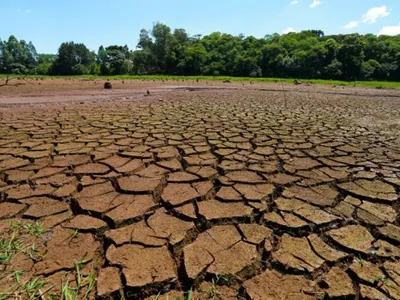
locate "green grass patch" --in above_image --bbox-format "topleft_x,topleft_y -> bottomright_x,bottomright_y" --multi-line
0,74 -> 398,89
0,222 -> 94,300
0,229 -> 20,264
60,253 -> 95,300
0,221 -> 51,299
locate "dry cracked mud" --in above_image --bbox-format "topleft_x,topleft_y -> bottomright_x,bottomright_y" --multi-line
0,81 -> 399,299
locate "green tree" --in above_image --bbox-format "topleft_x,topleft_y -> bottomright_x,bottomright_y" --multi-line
3,24 -> 400,81
337,34 -> 364,80
51,42 -> 94,75
325,59 -> 343,79
179,43 -> 207,75
34,62 -> 52,75
72,64 -> 90,75
151,23 -> 172,73
260,43 -> 287,77
131,49 -> 154,74
234,51 -> 259,76
37,53 -> 57,64
0,35 -> 38,74
361,59 -> 380,80
101,45 -> 132,75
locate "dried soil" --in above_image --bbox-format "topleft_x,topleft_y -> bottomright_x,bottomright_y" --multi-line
0,79 -> 399,298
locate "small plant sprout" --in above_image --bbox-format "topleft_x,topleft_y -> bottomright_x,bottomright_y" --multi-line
84,265 -> 95,299
13,270 -> 24,285
356,254 -> 364,266
0,229 -> 21,264
0,221 -> 51,298
186,289 -> 193,300
374,276 -> 394,288
72,229 -> 79,239
10,272 -> 53,300
61,253 -> 95,299
21,243 -> 45,262
198,275 -> 228,300
23,276 -> 52,299
23,221 -> 48,237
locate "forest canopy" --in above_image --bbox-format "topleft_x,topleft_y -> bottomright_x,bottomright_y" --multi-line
1,23 -> 400,81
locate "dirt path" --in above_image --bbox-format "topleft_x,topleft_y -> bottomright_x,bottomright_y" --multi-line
0,81 -> 399,299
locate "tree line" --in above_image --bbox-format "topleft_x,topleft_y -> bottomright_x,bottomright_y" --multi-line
1,23 -> 400,81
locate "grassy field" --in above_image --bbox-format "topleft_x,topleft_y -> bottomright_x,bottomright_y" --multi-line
0,74 -> 398,89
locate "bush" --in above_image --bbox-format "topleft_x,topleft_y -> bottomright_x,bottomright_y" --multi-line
9,63 -> 28,74
35,62 -> 52,75
72,64 -> 90,75
89,62 -> 100,75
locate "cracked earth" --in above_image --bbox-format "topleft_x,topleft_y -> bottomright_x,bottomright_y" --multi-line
0,80 -> 399,299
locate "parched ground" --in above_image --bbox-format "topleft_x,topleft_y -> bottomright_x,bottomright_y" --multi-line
0,79 -> 399,299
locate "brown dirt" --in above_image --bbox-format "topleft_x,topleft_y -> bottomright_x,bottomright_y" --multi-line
0,78 -> 399,299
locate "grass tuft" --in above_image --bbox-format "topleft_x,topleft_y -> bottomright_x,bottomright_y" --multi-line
22,221 -> 49,237
61,253 -> 95,300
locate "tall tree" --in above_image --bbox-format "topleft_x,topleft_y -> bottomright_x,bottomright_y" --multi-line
151,23 -> 172,73
51,42 -> 94,75
337,34 -> 364,80
2,26 -> 400,80
101,45 -> 132,75
0,35 -> 38,74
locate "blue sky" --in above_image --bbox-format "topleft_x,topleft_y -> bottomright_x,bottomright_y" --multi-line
1,0 -> 400,53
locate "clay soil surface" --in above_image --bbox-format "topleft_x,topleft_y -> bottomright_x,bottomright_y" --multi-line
0,78 -> 399,299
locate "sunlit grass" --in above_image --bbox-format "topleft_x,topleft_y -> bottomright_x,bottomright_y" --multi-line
0,74 -> 398,89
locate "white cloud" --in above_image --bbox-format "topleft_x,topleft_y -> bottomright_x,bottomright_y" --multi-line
379,24 -> 400,36
25,9 -> 31,14
343,6 -> 390,30
362,6 -> 390,24
310,0 -> 321,8
282,27 -> 297,34
290,0 -> 299,5
344,21 -> 359,29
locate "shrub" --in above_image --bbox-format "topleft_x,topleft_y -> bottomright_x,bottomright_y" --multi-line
72,64 -> 90,75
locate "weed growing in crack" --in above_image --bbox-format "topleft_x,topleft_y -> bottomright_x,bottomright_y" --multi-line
61,253 -> 95,299
186,289 -> 193,300
72,229 -> 79,239
198,275 -> 229,300
0,271 -> 53,300
374,276 -> 394,289
15,275 -> 52,300
0,221 -> 47,265
0,220 -> 95,300
0,221 -> 50,299
0,229 -> 20,264
21,243 -> 45,262
356,254 -> 364,266
200,284 -> 222,299
22,221 -> 49,237
2,255 -> 96,300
